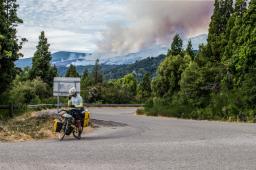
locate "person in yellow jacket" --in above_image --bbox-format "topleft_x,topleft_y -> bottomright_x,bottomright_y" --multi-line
68,87 -> 84,133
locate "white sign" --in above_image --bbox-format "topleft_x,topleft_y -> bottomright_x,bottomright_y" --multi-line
53,77 -> 81,97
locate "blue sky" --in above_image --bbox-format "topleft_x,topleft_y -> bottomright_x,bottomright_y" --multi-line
17,0 -> 214,57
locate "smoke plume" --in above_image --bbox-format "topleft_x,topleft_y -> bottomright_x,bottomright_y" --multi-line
97,0 -> 214,55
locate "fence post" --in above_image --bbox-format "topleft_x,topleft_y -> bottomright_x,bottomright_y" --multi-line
9,103 -> 13,118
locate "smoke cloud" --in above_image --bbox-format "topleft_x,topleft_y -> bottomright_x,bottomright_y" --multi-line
97,0 -> 214,55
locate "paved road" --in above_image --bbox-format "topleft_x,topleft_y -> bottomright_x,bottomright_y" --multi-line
1,107 -> 256,170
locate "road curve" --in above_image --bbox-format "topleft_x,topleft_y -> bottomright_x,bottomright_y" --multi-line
1,107 -> 256,170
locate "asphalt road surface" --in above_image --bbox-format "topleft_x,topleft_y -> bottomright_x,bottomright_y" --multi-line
1,107 -> 256,170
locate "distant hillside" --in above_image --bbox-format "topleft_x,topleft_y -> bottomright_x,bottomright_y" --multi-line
51,51 -> 92,67
102,54 -> 166,80
15,57 -> 32,68
15,47 -> 166,68
57,65 -> 117,77
15,51 -> 92,68
57,54 -> 166,80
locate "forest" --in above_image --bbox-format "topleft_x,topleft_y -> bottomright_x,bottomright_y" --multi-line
0,0 -> 255,121
144,0 -> 256,121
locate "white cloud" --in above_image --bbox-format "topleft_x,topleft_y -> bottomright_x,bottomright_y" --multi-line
17,25 -> 100,57
17,0 -> 126,57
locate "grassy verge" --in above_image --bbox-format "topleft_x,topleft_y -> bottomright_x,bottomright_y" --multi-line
137,105 -> 256,123
0,112 -> 54,142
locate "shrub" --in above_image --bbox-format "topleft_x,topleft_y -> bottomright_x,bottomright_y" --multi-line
144,97 -> 194,118
9,77 -> 50,105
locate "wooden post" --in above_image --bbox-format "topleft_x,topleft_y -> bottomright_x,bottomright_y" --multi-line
57,95 -> 60,113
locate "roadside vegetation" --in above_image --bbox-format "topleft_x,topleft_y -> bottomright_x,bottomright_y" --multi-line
142,0 -> 256,122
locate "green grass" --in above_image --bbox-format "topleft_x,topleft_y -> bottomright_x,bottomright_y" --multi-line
141,103 -> 256,123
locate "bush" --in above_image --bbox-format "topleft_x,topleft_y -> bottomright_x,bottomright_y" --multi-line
100,84 -> 130,104
87,85 -> 102,103
9,77 -> 50,105
144,97 -> 194,118
136,108 -> 145,115
0,104 -> 27,120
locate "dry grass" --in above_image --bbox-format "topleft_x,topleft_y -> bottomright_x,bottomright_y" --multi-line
0,113 -> 55,142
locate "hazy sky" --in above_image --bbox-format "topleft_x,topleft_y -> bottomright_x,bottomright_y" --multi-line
17,0 -> 214,57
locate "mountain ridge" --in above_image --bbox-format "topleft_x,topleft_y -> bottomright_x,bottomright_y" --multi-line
15,34 -> 207,68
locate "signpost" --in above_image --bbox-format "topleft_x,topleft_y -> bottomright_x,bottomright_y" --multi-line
53,77 -> 81,112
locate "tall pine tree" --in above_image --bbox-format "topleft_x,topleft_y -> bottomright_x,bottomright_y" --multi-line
232,0 -> 256,76
30,31 -> 57,86
65,64 -> 79,77
81,68 -> 91,88
0,0 -> 23,95
207,0 -> 233,61
222,0 -> 246,67
93,59 -> 103,84
186,39 -> 194,59
168,34 -> 183,56
82,69 -> 89,80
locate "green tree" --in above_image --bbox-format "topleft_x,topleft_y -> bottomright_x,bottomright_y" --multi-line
137,73 -> 152,100
235,0 -> 247,14
92,59 -> 103,84
30,31 -> 57,86
152,54 -> 189,98
51,65 -> 58,77
65,64 -> 79,77
168,34 -> 183,56
207,0 -> 233,61
226,0 -> 255,81
240,70 -> 256,108
0,0 -> 24,95
114,73 -> 137,97
179,62 -> 224,107
186,39 -> 194,60
81,68 -> 91,86
179,62 -> 202,105
82,68 -> 89,80
18,67 -> 30,81
222,0 -> 248,65
222,14 -> 239,64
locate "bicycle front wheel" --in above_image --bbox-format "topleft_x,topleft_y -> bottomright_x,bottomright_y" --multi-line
58,121 -> 67,141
